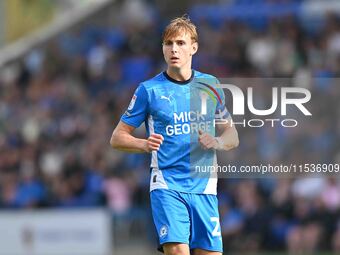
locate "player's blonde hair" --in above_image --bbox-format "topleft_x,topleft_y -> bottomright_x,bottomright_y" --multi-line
162,15 -> 198,43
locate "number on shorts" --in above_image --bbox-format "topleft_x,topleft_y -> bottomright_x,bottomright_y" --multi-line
210,217 -> 221,237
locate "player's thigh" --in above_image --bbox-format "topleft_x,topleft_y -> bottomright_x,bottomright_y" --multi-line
189,194 -> 223,253
163,243 -> 190,255
193,248 -> 222,255
150,189 -> 190,245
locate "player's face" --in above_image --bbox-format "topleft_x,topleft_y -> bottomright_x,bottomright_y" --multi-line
162,32 -> 198,70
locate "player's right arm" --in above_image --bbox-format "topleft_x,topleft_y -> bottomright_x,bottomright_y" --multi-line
110,83 -> 163,153
110,121 -> 163,153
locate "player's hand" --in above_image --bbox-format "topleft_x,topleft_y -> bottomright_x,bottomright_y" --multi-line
145,133 -> 164,152
198,130 -> 219,150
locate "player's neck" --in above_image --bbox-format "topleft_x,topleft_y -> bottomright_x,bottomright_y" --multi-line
166,67 -> 192,82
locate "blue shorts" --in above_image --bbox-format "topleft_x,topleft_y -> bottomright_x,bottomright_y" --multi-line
150,189 -> 223,253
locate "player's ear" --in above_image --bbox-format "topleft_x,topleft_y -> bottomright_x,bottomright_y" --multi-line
191,42 -> 198,56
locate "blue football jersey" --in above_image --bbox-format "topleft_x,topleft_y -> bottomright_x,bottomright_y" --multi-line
121,70 -> 230,194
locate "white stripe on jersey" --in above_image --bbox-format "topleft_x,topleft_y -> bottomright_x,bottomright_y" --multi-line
148,114 -> 169,191
203,154 -> 218,194
148,115 -> 159,169
150,168 -> 169,191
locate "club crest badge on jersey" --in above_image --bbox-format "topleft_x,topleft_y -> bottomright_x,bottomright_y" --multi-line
128,95 -> 137,110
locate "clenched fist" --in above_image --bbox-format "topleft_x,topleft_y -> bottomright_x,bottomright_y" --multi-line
198,130 -> 221,150
146,133 -> 164,152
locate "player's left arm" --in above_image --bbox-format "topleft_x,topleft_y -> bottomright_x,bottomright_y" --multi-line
198,117 -> 239,151
198,78 -> 239,151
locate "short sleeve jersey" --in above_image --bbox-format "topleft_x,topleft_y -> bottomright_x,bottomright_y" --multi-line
121,70 -> 229,194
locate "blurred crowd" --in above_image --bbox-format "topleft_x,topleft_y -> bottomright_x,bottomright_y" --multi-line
0,0 -> 339,253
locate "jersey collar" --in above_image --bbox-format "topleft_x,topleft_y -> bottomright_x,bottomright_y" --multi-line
163,70 -> 194,85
